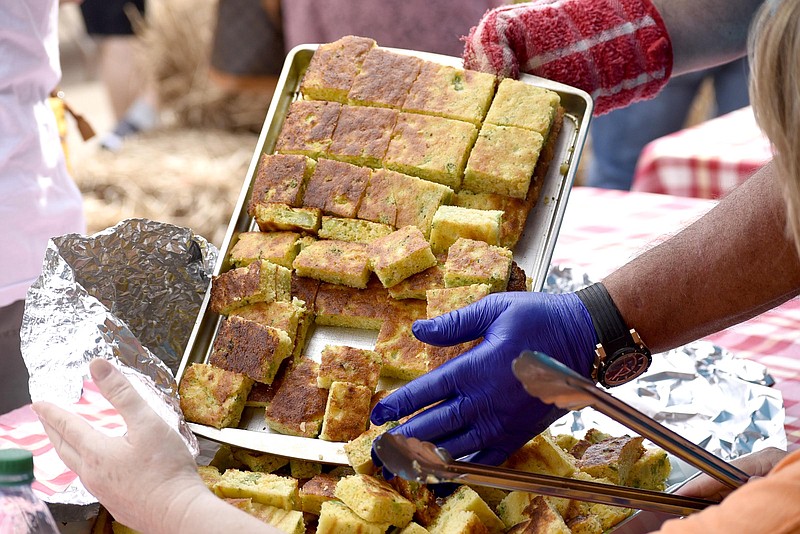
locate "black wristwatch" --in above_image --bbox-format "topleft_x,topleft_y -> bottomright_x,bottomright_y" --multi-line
576,283 -> 652,388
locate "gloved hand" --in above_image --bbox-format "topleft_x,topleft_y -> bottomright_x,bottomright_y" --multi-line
462,0 -> 673,115
371,291 -> 597,467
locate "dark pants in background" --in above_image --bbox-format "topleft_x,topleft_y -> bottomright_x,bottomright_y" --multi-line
0,300 -> 30,415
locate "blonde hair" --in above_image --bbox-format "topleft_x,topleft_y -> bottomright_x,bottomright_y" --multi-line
749,0 -> 800,254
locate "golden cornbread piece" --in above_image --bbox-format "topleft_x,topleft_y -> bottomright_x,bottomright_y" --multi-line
253,203 -> 321,234
317,500 -> 390,534
505,496 -> 570,534
275,100 -> 341,159
302,158 -> 370,218
578,436 -> 645,485
502,430 -> 578,478
375,300 -> 430,380
215,469 -> 298,510
463,123 -> 544,199
369,226 -> 437,288
335,474 -> 415,527
197,465 -> 222,493
319,381 -> 373,442
300,472 -> 340,515
426,284 -> 490,318
327,105 -> 398,167
584,428 -> 613,444
434,485 -> 505,534
468,485 -> 509,512
453,190 -> 531,249
565,514 -> 604,534
390,477 -> 440,528
179,363 -> 253,429
496,492 -> 570,529
209,444 -> 244,471
388,262 -> 445,300
300,35 -> 376,102
208,315 -> 293,384
384,112 -> 479,190
229,298 -> 308,348
318,345 -> 381,390
404,62 -> 496,125
428,510 -> 487,534
393,174 -> 454,238
319,216 -> 394,243
626,447 -> 671,491
264,359 -> 329,438
429,206 -> 503,254
444,238 -> 512,293
343,421 -> 399,475
246,502 -> 305,534
554,433 -> 580,453
314,279 -> 390,330
292,239 -> 371,289
209,260 -> 291,315
400,522 -> 430,534
248,154 -> 315,213
289,459 -> 322,480
232,449 -> 289,474
348,47 -> 423,109
356,167 -> 399,226
563,475 -> 633,531
485,79 -> 561,136
291,272 -> 320,311
229,231 -> 300,269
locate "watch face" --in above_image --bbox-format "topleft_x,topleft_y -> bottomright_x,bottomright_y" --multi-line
602,351 -> 651,386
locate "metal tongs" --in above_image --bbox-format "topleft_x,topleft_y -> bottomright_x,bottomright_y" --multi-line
374,351 -> 750,517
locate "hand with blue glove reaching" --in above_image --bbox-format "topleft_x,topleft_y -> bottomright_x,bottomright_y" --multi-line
370,291 -> 598,467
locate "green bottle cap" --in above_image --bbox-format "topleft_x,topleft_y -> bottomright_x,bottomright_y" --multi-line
0,448 -> 35,486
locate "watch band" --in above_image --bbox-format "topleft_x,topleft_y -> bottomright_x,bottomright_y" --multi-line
575,282 -> 631,348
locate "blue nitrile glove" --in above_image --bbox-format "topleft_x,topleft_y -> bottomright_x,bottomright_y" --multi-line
371,291 -> 597,467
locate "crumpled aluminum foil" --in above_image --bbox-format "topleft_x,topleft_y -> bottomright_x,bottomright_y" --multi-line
20,219 -> 218,506
545,265 -> 787,470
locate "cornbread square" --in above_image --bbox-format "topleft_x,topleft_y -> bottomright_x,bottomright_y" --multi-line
244,378 -> 279,408
435,486 -> 505,534
210,444 -> 244,471
300,35 -> 376,102
336,474 -> 415,527
275,100 -> 341,159
554,433 -> 580,453
428,510 -> 487,534
209,260 -> 290,315
247,502 -> 305,534
216,469 -> 299,510
389,477 -> 440,528
444,238 -> 513,293
502,430 -> 577,478
393,174 -> 453,238
264,359 -> 328,438
565,473 -> 634,529
369,226 -> 437,288
229,299 -> 307,346
313,280 -> 389,330
197,465 -> 222,492
463,123 -> 544,199
348,48 -> 423,109
453,190 -> 531,249
400,522 -> 430,534
327,105 -> 398,167
388,262 -> 445,300
429,206 -> 503,254
375,300 -> 430,380
179,363 -> 253,429
356,168 -> 399,226
302,158 -> 370,218
229,231 -> 300,269
384,112 -> 479,189
578,436 -> 645,485
484,78 -> 561,136
300,473 -> 340,514
232,449 -> 289,473
468,485 -> 509,512
290,459 -> 323,480
319,216 -> 394,243
317,500 -> 390,534
626,448 -> 671,491
293,239 -> 371,288
248,154 -> 316,213
291,272 -> 320,310
426,284 -> 490,318
496,492 -> 570,529
504,496 -> 570,534
254,203 -> 321,234
209,316 -> 293,384
404,62 -> 496,125
565,514 -> 604,534
319,381 -> 373,442
318,345 -> 381,390
343,421 -> 399,475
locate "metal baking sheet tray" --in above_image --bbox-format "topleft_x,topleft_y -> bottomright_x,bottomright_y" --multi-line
176,43 -> 594,464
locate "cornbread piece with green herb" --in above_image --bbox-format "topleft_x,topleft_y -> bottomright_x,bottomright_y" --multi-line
426,284 -> 490,319
554,433 -> 580,453
216,469 -> 298,510
248,154 -> 315,213
230,298 -> 308,348
578,436 -> 645,485
348,48 -> 423,109
496,492 -> 570,529
300,35 -> 376,102
336,474 -> 415,527
390,477 -> 440,527
343,421 -> 399,475
444,238 -> 512,293
393,174 -> 453,238
302,158 -> 370,218
319,216 -> 394,243
384,112 -> 478,189
468,486 -> 509,512
317,500 -> 390,534
197,465 -> 222,493
209,260 -> 291,315
209,316 -> 293,384
290,459 -> 323,480
434,485 -> 505,534
246,502 -> 305,534
275,100 -> 341,159
356,168 -> 399,226
504,496 -> 570,534
319,381 -> 373,442
369,226 -> 437,288
626,448 -> 671,491
388,261 -> 445,300
502,430 -> 577,478
209,444 -> 244,471
313,279 -> 389,330
300,473 -> 340,514
179,363 -> 253,429
485,78 -> 560,136
291,272 -> 320,310
254,203 -> 321,234
293,239 -> 371,289
453,190 -> 532,249
429,206 -> 503,254
229,231 -> 300,269
400,522 -> 430,534
327,105 -> 398,167
245,381 -> 278,408
564,474 -> 634,531
565,514 -> 604,534
375,300 -> 430,380
404,62 -> 496,125
232,449 -> 289,473
264,359 -> 328,438
318,345 -> 381,390
428,510 -> 487,534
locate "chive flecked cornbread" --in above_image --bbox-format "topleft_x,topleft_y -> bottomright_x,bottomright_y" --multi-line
318,216 -> 394,243
209,260 -> 291,315
433,485 -> 505,534
428,510 -> 487,534
292,239 -> 371,289
246,501 -> 305,534
274,100 -> 342,159
389,477 -> 440,528
453,190 -> 531,249
264,359 -> 328,438
178,363 -> 253,429
502,430 -> 577,478
444,238 -> 512,293
299,35 -> 376,102
229,298 -> 308,348
577,435 -> 645,485
302,158 -> 370,218
317,345 -> 381,390
289,459 -> 322,480
426,283 -> 490,318
625,447 -> 671,491
248,154 -> 315,213
232,449 -> 289,474
317,500 -> 390,534
369,225 -> 437,288
319,381 -> 373,442
313,279 -> 390,330
208,315 -> 293,384
215,469 -> 299,510
299,473 -> 340,514
429,205 -> 503,254
335,474 -> 415,527
327,105 -> 398,167
403,62 -> 496,125
229,231 -> 300,269
348,47 -> 423,109
504,496 -> 571,534
484,78 -> 561,137
253,203 -> 321,234
388,260 -> 445,300
343,421 -> 399,475
375,300 -> 431,380
356,167 -> 399,226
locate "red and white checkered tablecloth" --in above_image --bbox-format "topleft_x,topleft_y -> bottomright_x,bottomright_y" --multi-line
631,106 -> 774,199
553,186 -> 800,450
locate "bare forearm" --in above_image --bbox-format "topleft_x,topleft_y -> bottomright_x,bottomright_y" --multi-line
604,162 -> 800,352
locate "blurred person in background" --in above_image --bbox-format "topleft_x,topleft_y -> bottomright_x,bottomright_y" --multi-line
1,1 -> 86,414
